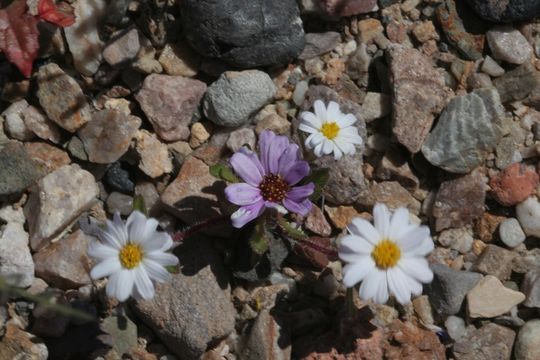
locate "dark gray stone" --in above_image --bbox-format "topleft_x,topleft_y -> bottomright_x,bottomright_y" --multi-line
104,162 -> 134,194
299,32 -> 340,60
427,264 -> 483,317
521,268 -> 540,308
242,309 -> 291,360
181,0 -> 305,68
493,63 -> 540,104
422,88 -> 505,173
0,142 -> 43,196
466,0 -> 540,23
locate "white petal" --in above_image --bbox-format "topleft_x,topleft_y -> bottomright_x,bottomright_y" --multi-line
388,208 -> 410,240
134,267 -> 155,300
90,258 -> 121,279
314,100 -> 327,119
142,259 -> 171,283
398,258 -> 433,284
333,143 -> 343,160
322,138 -> 334,154
387,267 -> 412,305
336,114 -> 357,127
127,211 -> 149,243
373,203 -> 391,239
299,122 -> 319,134
88,240 -> 118,261
342,258 -> 375,287
145,251 -> 179,266
113,270 -> 136,302
359,268 -> 388,304
141,232 -> 173,253
313,142 -> 324,157
339,235 -> 374,255
397,226 -> 431,253
347,217 -> 381,245
326,101 -> 341,120
406,238 -> 435,257
302,111 -> 323,127
406,275 -> 423,296
104,212 -> 128,246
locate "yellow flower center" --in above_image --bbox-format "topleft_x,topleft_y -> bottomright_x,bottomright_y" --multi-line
321,122 -> 340,140
371,239 -> 401,269
119,243 -> 143,269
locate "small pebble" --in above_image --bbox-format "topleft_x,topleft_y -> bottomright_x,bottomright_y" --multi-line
499,218 -> 526,248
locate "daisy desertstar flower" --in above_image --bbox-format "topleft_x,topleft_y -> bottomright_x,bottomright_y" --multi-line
338,203 -> 434,305
299,100 -> 363,160
86,211 -> 179,302
225,130 -> 315,228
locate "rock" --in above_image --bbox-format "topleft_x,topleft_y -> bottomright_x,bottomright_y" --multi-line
66,136 -> 87,161
64,0 -> 106,75
514,320 -> 540,360
422,89 -> 504,173
516,197 -> 540,238
453,323 -> 515,360
31,290 -> 70,338
493,63 -> 540,103
189,122 -> 211,148
24,142 -> 71,174
304,205 -> 332,236
203,70 -> 277,127
104,162 -> 134,194
472,244 -> 516,280
33,230 -> 92,290
135,74 -> 207,141
135,130 -> 172,178
25,164 -> 99,251
100,314 -> 138,356
324,205 -> 361,230
0,207 -> 34,288
386,45 -> 450,153
161,157 -> 225,226
226,128 -> 256,153
2,100 -> 34,141
481,56 -> 505,77
466,0 -> 540,23
0,324 -> 48,360
427,264 -> 482,316
486,26 -> 532,65
513,248 -> 540,274
490,163 -> 539,206
438,227 -> 473,254
320,0 -> 378,16
412,20 -> 439,43
106,192 -> 133,216
103,28 -> 140,67
133,237 -> 235,360
22,105 -> 61,144
522,268 -> 540,308
499,218 -> 526,248
78,110 -> 141,164
357,18 -> 384,43
436,0 -> 486,60
467,275 -> 525,318
299,32 -> 340,60
181,0 -> 305,68
255,114 -> 290,135
432,170 -> 486,231
374,147 -> 419,190
295,85 -> 367,204
445,316 -> 467,340
158,42 -> 200,77
358,181 -> 421,215
0,142 -> 43,196
36,63 -> 92,132
242,309 -> 291,360
361,92 -> 391,122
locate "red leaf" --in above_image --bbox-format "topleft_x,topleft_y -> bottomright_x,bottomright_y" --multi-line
38,0 -> 75,27
0,0 -> 39,77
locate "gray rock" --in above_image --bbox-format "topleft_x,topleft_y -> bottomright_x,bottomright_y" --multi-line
36,63 -> 92,132
31,290 -> 70,338
181,0 -> 305,68
33,230 -> 93,290
106,192 -> 133,216
466,0 -> 540,23
135,74 -> 207,141
493,63 -> 540,103
2,100 -> 34,141
242,309 -> 291,360
133,237 -> 235,360
427,264 -> 483,317
514,320 -> 540,360
22,105 -> 61,144
203,70 -> 277,127
467,275 -> 525,318
499,218 -> 526,248
422,89 -> 505,173
361,92 -> 391,122
226,128 -> 256,153
100,314 -> 138,356
25,164 -> 99,251
481,56 -> 505,77
521,268 -> 540,308
103,28 -> 140,67
63,0 -> 106,75
387,44 -> 451,153
513,248 -> 540,274
472,244 -> 516,280
299,32 -> 340,60
487,26 -> 532,65
516,197 -> 540,238
0,207 -> 34,288
453,323 -> 515,360
445,316 -> 467,340
0,142 -> 43,196
78,110 -> 141,164
294,85 -> 367,205
438,227 -> 473,254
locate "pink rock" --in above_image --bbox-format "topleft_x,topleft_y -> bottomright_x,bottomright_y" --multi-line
490,163 -> 539,206
320,0 -> 378,17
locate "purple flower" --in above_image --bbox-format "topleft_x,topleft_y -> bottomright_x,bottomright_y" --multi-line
225,130 -> 315,228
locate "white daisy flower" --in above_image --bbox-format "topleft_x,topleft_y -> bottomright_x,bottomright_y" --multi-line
338,203 -> 434,305
86,211 -> 179,302
299,100 -> 363,160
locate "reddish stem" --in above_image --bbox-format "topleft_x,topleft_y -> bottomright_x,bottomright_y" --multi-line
171,215 -> 230,245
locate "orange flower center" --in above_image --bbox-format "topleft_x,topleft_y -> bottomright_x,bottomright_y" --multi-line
321,122 -> 340,140
371,240 -> 401,269
259,174 -> 289,202
119,243 -> 143,269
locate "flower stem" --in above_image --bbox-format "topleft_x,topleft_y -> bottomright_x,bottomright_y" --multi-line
171,215 -> 229,246
346,287 -> 355,318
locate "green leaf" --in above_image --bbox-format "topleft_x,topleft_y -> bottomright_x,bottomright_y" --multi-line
209,163 -> 240,183
166,264 -> 180,274
277,216 -> 308,240
249,220 -> 269,255
303,168 -> 329,202
132,195 -> 147,215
